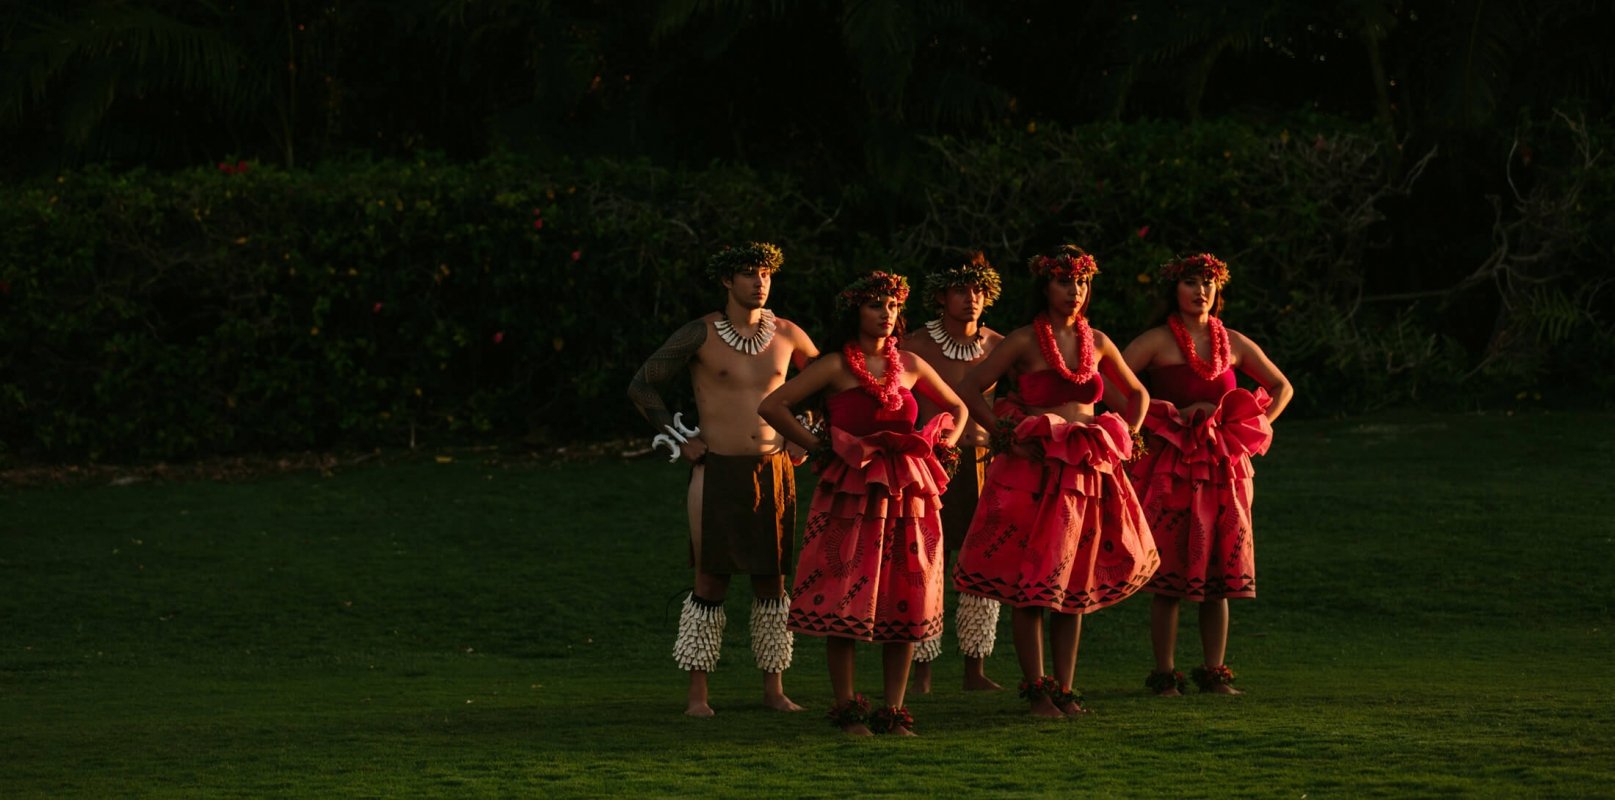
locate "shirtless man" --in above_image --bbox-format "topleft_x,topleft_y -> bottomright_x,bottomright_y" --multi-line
901,252 -> 1006,693
627,242 -> 819,717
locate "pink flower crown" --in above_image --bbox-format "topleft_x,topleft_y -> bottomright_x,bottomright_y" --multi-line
1158,253 -> 1230,286
1028,252 -> 1100,281
837,271 -> 911,310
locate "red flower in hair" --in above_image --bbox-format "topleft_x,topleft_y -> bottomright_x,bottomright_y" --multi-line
1028,252 -> 1099,281
1157,253 -> 1230,286
836,271 -> 911,309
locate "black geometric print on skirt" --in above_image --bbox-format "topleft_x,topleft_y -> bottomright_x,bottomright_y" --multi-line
1149,570 -> 1256,598
788,607 -> 943,642
955,570 -> 1155,613
792,567 -> 824,597
802,512 -> 831,549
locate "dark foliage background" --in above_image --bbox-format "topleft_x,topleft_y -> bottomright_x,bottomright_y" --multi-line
2,1 -> 1612,460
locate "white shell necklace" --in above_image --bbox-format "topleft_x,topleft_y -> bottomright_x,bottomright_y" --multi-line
925,318 -> 985,362
714,309 -> 776,355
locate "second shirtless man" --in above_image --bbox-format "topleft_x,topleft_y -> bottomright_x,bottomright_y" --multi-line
903,251 -> 1006,692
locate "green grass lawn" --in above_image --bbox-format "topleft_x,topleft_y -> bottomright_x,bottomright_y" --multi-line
3,411 -> 1613,798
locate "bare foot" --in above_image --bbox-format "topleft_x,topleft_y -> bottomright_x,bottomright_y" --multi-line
963,673 -> 1003,691
686,672 -> 713,718
839,723 -> 874,737
963,657 -> 1001,691
1205,683 -> 1244,696
1028,696 -> 1064,718
889,725 -> 918,737
764,693 -> 805,712
912,662 -> 933,694
1058,700 -> 1090,716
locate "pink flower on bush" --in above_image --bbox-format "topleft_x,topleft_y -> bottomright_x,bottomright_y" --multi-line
216,160 -> 250,175
532,208 -> 544,229
492,331 -> 505,344
372,302 -> 383,314
1137,225 -> 1150,239
571,249 -> 582,262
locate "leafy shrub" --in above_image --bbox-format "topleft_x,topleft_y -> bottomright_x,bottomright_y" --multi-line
0,156 -> 838,459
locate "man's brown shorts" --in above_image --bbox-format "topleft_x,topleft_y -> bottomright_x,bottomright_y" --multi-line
694,451 -> 796,575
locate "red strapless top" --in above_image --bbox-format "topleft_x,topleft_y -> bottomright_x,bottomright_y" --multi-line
1148,363 -> 1236,407
826,386 -> 919,436
1015,369 -> 1103,407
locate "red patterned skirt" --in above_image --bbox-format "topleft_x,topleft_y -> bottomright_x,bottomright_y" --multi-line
1128,388 -> 1272,601
788,416 -> 952,643
953,409 -> 1159,614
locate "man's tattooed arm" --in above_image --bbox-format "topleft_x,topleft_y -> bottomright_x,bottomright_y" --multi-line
626,319 -> 707,433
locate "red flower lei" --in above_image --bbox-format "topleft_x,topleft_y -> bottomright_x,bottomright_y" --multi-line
1168,314 -> 1231,380
844,338 -> 906,412
1033,313 -> 1096,384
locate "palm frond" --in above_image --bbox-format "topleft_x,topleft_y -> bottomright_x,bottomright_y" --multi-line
909,65 -> 1005,128
1445,1 -> 1527,125
2,3 -> 268,140
841,0 -> 918,109
651,0 -> 788,42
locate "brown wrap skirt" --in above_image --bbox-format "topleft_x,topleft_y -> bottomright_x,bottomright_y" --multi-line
695,451 -> 797,576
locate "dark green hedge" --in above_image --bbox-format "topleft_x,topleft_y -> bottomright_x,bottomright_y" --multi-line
3,115 -> 1609,461
0,156 -> 846,459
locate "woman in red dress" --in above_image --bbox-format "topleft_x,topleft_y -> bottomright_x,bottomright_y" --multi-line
1121,253 -> 1293,696
951,245 -> 1157,718
759,271 -> 967,736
